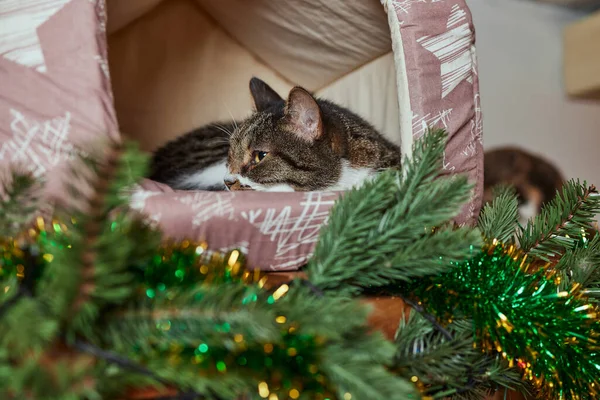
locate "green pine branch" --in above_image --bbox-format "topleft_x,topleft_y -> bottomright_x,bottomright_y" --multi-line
518,180 -> 600,261
38,141 -> 160,338
98,282 -> 417,400
307,129 -> 481,295
0,171 -> 41,237
478,185 -> 519,243
0,347 -> 99,400
393,311 -> 527,400
321,335 -> 418,400
554,233 -> 600,297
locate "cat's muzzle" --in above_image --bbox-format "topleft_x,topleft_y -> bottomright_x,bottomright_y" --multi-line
224,178 -> 252,191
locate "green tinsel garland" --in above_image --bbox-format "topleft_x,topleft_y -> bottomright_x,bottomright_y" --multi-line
412,240 -> 600,399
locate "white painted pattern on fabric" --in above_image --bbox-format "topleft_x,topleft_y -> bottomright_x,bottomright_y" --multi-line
94,54 -> 110,80
174,191 -> 236,226
129,187 -> 160,211
0,0 -> 72,72
0,109 -> 76,177
463,93 -> 483,157
88,0 -> 106,33
218,241 -> 250,255
412,108 -> 453,139
418,4 -> 474,98
248,192 -> 337,270
393,0 -> 427,16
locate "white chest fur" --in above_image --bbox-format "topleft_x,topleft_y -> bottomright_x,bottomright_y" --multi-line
327,161 -> 376,191
177,161 -> 228,189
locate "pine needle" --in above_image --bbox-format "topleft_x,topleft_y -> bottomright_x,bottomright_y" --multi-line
518,180 -> 600,261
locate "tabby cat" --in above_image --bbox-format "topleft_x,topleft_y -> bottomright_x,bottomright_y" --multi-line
149,78 -> 401,191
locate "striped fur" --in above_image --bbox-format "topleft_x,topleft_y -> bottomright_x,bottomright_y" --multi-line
149,124 -> 232,190
150,78 -> 402,192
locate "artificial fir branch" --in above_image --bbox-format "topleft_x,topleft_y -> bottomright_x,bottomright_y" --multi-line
554,233 -> 600,296
0,171 -> 41,237
307,129 -> 480,295
518,181 -> 600,261
393,311 -> 527,400
40,141 -> 160,338
99,282 -> 417,400
477,185 -> 519,244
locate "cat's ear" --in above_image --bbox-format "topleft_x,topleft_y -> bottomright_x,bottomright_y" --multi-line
284,87 -> 323,142
249,77 -> 284,112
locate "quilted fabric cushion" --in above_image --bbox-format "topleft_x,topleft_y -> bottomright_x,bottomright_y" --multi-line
0,0 -> 483,271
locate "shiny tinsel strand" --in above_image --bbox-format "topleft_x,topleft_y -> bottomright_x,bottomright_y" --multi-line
413,241 -> 600,399
127,240 -> 337,399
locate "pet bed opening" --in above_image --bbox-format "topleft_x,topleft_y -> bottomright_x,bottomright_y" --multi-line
106,0 -> 402,154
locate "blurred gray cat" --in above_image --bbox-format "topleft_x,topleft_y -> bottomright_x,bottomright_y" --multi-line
149,78 -> 401,191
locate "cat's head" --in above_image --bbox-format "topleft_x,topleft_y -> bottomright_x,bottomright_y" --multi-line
224,78 -> 342,191
483,147 -> 564,225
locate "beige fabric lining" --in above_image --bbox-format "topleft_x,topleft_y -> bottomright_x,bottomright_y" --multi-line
106,0 -> 163,34
106,0 -> 401,152
381,0 -> 413,161
316,52 -> 401,144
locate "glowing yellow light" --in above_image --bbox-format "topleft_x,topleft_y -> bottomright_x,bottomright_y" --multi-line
258,276 -> 268,288
264,343 -> 274,354
43,254 -> 54,263
228,250 -> 240,266
200,265 -> 208,274
410,376 -> 419,382
272,284 -> 289,300
268,394 -> 278,400
557,291 -> 569,297
275,316 -> 287,324
234,334 -> 244,343
343,393 -> 352,400
289,389 -> 300,399
258,382 -> 269,398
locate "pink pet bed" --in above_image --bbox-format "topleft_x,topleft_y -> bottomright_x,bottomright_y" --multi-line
0,0 -> 483,271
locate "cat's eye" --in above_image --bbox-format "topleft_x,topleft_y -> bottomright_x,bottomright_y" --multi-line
253,151 -> 268,164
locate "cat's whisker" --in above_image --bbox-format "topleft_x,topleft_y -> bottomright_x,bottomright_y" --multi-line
222,102 -> 239,132
211,124 -> 233,138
